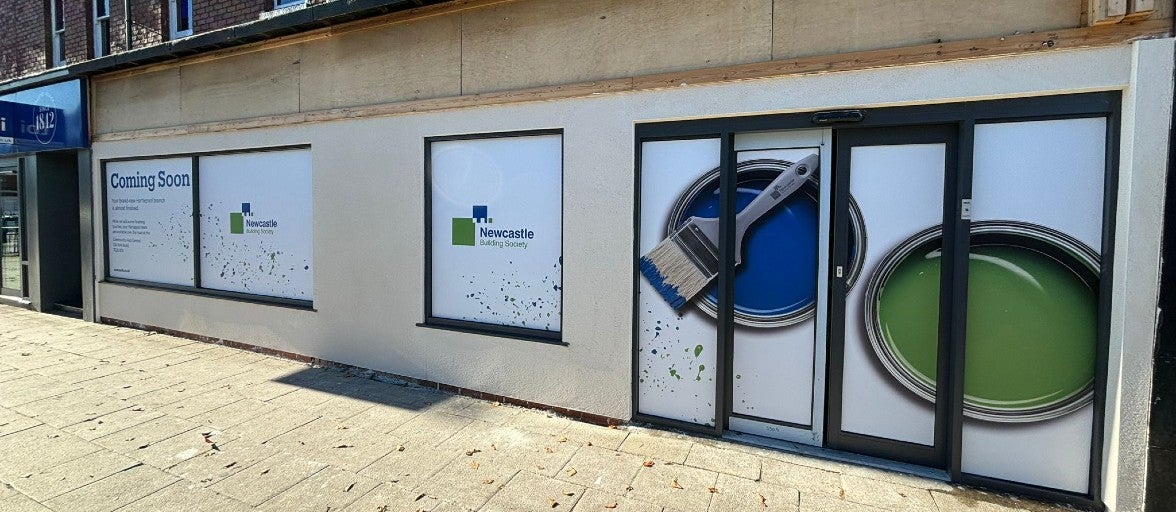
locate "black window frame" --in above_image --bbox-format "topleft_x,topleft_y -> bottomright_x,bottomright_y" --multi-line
420,129 -> 566,345
100,144 -> 314,310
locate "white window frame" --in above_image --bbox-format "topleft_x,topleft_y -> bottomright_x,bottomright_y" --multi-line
50,0 -> 66,67
92,0 -> 110,57
275,0 -> 306,8
168,0 -> 192,39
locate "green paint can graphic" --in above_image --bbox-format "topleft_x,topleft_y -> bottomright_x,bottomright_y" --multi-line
864,221 -> 1098,423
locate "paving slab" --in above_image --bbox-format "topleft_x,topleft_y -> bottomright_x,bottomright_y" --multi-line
121,382 -> 203,408
389,411 -> 475,447
263,418 -> 400,472
130,427 -> 233,469
931,488 -> 1064,512
225,406 -> 321,444
340,482 -> 455,512
0,425 -> 103,478
265,387 -> 338,408
188,398 -> 276,430
0,491 -> 55,511
686,441 -> 762,481
56,362 -> 134,385
560,421 -> 629,450
31,357 -> 119,378
839,472 -> 939,512
306,395 -> 379,424
626,461 -> 719,512
0,374 -> 80,407
112,480 -> 253,512
709,473 -> 799,512
341,399 -> 424,432
165,438 -> 280,486
0,366 -> 28,383
43,463 -> 180,512
481,470 -> 586,512
125,351 -> 201,372
798,493 -> 889,512
618,430 -> 694,463
356,439 -> 458,488
452,398 -> 524,425
208,452 -> 329,506
157,389 -> 245,420
4,449 -> 139,501
89,372 -> 184,400
93,414 -> 200,454
12,389 -> 131,428
414,451 -> 521,511
438,421 -> 578,478
511,408 -> 575,437
557,444 -> 646,494
62,405 -> 165,441
255,465 -> 381,511
760,457 -> 844,499
570,488 -> 663,512
0,406 -> 43,437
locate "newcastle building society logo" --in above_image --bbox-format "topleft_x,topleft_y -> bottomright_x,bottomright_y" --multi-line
230,203 -> 278,235
451,205 -> 534,248
451,205 -> 490,246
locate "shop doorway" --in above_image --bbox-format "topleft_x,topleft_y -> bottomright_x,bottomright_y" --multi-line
0,161 -> 24,298
634,94 -> 1114,506
825,125 -> 960,468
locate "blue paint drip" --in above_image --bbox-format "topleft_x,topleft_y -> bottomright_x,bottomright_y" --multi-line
640,255 -> 687,310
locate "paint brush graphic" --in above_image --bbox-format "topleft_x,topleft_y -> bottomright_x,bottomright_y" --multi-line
639,153 -> 818,310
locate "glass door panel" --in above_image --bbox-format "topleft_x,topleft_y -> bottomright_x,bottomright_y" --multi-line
961,118 -> 1106,494
828,126 -> 957,468
636,138 -> 722,427
727,129 -> 830,445
0,166 -> 22,296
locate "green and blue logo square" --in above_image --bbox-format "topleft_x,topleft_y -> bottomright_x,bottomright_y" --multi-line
452,205 -> 491,246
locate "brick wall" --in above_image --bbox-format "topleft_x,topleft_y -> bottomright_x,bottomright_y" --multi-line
129,0 -> 165,48
62,0 -> 91,63
0,0 -> 345,81
0,0 -> 48,80
193,0 -> 266,35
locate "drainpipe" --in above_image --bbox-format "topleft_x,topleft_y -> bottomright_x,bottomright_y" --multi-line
124,0 -> 132,51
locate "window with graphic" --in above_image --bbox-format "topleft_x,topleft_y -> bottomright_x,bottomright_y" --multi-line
104,157 -> 195,286
103,147 -> 313,305
427,131 -> 563,336
199,149 -> 313,301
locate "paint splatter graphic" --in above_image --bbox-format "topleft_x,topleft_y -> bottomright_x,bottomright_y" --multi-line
200,205 -> 311,300
636,288 -> 715,426
450,257 -> 562,331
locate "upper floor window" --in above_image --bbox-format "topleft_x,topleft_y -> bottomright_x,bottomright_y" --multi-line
50,0 -> 66,66
93,0 -> 111,57
275,0 -> 305,9
169,0 -> 192,39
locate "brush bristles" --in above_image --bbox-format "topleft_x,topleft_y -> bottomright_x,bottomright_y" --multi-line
640,239 -> 713,310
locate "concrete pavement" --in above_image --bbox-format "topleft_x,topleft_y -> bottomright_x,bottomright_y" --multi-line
0,305 -> 1074,511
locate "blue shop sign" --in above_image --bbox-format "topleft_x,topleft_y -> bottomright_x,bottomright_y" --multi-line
0,79 -> 87,155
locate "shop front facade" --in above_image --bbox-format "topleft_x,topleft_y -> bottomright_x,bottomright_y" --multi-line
73,2 -> 1173,510
0,79 -> 90,317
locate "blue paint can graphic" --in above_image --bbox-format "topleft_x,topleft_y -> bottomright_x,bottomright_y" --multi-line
665,159 -> 865,328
